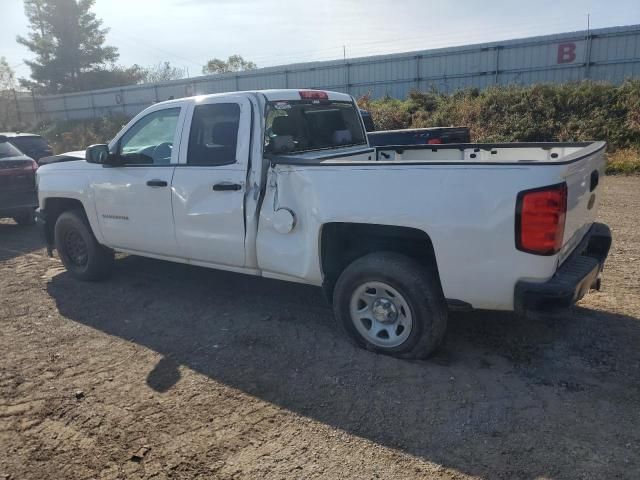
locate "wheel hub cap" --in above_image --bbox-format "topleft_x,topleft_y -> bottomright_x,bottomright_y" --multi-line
372,298 -> 398,324
349,281 -> 414,348
64,230 -> 88,266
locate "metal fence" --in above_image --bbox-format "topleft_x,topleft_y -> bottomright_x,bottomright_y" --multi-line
5,23 -> 640,125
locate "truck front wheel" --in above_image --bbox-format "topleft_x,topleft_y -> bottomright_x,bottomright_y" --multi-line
54,209 -> 114,281
333,252 -> 447,359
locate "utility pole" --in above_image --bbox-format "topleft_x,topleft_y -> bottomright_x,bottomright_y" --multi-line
12,88 -> 22,125
584,13 -> 592,79
343,45 -> 349,95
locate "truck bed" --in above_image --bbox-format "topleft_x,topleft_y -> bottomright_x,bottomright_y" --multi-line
269,141 -> 605,166
263,140 -> 607,309
367,126 -> 471,147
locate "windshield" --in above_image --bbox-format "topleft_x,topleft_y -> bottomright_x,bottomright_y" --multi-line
264,100 -> 366,154
0,141 -> 23,159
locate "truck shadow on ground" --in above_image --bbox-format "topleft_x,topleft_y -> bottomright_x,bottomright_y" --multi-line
0,221 -> 45,261
47,255 -> 640,479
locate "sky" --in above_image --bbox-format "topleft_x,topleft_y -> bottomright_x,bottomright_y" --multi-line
1,0 -> 640,82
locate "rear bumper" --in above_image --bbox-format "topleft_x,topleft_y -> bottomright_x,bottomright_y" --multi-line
514,222 -> 611,314
0,190 -> 38,218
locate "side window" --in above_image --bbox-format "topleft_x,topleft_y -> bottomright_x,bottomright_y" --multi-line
187,103 -> 240,166
119,108 -> 181,165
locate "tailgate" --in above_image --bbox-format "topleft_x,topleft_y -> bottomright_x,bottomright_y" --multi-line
0,159 -> 37,209
558,142 -> 607,265
0,159 -> 37,191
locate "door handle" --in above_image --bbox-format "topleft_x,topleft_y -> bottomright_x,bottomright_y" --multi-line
590,170 -> 599,192
213,182 -> 242,191
146,179 -> 168,187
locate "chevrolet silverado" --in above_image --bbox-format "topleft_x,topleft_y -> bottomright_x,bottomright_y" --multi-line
36,89 -> 611,359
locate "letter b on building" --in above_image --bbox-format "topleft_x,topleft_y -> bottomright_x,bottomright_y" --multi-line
557,43 -> 577,64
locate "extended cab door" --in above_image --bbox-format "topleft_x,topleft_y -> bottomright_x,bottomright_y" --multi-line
92,104 -> 186,256
170,96 -> 251,267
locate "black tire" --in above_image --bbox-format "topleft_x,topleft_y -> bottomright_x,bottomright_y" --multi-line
54,209 -> 114,281
333,252 -> 447,359
13,209 -> 36,226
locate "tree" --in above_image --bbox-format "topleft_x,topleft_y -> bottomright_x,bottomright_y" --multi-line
0,57 -> 16,91
17,0 -> 119,94
140,62 -> 186,84
202,55 -> 256,75
76,65 -> 148,90
77,62 -> 186,90
0,58 -> 19,129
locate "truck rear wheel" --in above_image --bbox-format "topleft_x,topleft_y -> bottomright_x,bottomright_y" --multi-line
54,209 -> 114,281
333,252 -> 447,359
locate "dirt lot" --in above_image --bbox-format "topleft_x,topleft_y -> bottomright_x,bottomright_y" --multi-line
1,176 -> 639,480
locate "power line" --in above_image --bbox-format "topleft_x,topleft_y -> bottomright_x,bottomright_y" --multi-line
252,16 -> 587,67
107,27 -> 204,69
7,16 -> 594,80
114,15 -> 577,70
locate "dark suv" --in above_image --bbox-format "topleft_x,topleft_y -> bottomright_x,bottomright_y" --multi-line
0,135 -> 39,225
1,132 -> 53,162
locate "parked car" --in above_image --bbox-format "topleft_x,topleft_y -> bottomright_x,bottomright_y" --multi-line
38,151 -> 85,166
0,135 -> 39,225
1,132 -> 53,162
36,89 -> 611,359
359,109 -> 470,146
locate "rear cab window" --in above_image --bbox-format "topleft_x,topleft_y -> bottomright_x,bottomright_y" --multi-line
264,100 -> 366,154
187,103 -> 240,166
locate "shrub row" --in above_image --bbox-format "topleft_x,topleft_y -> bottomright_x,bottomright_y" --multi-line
33,81 -> 640,174
358,80 -> 640,151
35,115 -> 130,154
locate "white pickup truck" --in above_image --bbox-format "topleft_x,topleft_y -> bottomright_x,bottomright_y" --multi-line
36,89 -> 611,359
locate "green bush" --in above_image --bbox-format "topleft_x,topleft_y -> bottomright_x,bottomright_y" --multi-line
358,80 -> 640,152
358,94 -> 410,131
606,149 -> 640,175
27,81 -> 640,175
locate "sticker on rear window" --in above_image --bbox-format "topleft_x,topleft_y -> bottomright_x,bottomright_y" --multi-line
274,102 -> 291,110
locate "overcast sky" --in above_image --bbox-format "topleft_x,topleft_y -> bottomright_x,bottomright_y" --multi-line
2,0 -> 640,81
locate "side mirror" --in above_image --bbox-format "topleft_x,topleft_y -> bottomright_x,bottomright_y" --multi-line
85,144 -> 112,164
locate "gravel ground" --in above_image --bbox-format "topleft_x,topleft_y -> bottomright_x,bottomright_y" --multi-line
1,176 -> 639,480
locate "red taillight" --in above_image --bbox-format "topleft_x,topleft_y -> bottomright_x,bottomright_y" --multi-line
299,90 -> 328,100
427,138 -> 443,144
19,160 -> 38,172
516,183 -> 567,255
